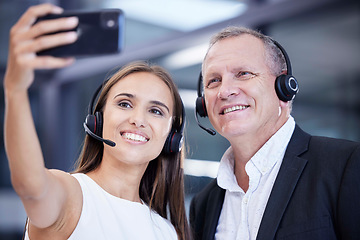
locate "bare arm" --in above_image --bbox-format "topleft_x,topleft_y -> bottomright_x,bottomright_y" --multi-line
4,3 -> 79,229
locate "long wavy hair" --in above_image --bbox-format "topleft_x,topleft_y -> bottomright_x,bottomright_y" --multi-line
73,61 -> 191,240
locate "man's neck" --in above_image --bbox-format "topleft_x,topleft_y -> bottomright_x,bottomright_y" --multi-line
230,115 -> 291,192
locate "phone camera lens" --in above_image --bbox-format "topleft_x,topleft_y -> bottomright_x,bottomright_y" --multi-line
107,19 -> 115,28
100,12 -> 119,29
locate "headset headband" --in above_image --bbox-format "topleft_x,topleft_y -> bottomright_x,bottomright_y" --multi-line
272,40 -> 292,75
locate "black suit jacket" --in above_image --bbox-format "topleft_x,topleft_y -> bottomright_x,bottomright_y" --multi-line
189,125 -> 360,240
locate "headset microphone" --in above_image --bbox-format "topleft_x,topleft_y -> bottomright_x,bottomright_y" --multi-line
195,73 -> 216,136
83,81 -> 117,147
83,122 -> 116,147
194,108 -> 216,135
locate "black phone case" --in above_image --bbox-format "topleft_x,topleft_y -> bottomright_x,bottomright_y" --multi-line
36,9 -> 124,57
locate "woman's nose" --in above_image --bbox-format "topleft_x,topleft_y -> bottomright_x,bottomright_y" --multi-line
129,109 -> 147,128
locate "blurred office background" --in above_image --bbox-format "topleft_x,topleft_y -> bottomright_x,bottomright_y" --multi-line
0,0 -> 359,238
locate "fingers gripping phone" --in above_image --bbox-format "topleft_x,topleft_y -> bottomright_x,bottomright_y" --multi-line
36,9 -> 124,57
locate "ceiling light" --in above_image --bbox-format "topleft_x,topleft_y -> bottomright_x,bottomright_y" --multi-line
163,43 -> 209,69
103,0 -> 247,32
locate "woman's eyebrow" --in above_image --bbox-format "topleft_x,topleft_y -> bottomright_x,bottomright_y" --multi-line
150,100 -> 170,114
113,93 -> 134,99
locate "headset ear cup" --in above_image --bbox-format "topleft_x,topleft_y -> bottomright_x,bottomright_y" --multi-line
94,112 -> 103,137
171,132 -> 183,153
85,115 -> 96,133
164,100 -> 185,154
196,96 -> 208,117
164,129 -> 174,154
164,130 -> 183,154
275,75 -> 299,102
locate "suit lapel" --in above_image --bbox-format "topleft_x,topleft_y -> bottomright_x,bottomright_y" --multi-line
257,125 -> 310,240
203,185 -> 225,240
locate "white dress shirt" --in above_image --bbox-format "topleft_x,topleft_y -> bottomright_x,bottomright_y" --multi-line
215,116 -> 295,240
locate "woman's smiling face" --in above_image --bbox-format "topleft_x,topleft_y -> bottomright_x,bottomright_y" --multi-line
102,71 -> 174,165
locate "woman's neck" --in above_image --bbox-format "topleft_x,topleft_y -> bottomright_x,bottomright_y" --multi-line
87,159 -> 148,203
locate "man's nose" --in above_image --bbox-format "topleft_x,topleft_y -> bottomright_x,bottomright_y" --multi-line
217,76 -> 240,99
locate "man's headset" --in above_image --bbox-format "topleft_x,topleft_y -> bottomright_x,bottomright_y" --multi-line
195,39 -> 299,135
83,80 -> 186,154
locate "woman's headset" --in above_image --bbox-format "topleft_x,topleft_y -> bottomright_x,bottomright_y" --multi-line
195,39 -> 299,135
84,80 -> 185,154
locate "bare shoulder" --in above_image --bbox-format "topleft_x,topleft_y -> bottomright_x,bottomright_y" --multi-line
28,170 -> 83,240
49,169 -> 82,192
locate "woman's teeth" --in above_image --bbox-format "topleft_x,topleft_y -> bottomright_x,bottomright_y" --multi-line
122,133 -> 148,142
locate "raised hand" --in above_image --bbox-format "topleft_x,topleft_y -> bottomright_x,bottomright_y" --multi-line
4,3 -> 78,93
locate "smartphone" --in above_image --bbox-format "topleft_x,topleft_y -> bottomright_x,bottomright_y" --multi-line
35,9 -> 124,57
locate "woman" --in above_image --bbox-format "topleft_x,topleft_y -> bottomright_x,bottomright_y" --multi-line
4,4 -> 190,240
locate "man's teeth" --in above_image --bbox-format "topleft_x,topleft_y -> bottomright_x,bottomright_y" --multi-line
122,133 -> 148,142
223,105 -> 248,114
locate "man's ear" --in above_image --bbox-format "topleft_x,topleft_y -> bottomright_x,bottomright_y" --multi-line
280,70 -> 288,75
279,99 -> 290,108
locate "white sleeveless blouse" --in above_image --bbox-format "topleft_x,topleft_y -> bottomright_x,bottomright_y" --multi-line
25,173 -> 178,240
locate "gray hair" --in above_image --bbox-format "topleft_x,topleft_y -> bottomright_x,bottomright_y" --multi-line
203,26 -> 287,77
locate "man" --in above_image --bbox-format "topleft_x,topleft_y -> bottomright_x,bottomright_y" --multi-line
189,26 -> 360,240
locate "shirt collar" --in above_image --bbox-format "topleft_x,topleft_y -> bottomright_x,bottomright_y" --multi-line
217,116 -> 295,192
217,146 -> 240,192
251,116 -> 295,175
